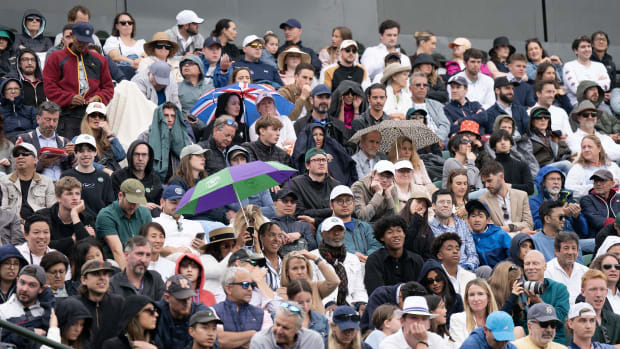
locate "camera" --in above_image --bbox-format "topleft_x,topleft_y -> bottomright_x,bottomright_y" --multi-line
523,280 -> 545,294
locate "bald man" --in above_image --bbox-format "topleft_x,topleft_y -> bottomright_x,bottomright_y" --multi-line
521,250 -> 569,344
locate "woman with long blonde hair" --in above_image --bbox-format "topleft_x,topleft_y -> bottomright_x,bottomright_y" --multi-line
327,305 -> 364,349
280,250 -> 340,314
387,136 -> 436,194
231,204 -> 266,250
449,279 -> 498,347
487,261 -> 527,334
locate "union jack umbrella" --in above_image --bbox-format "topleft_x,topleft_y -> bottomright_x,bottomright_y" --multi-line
189,82 -> 295,126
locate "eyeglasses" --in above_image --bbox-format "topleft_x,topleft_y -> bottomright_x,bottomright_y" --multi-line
414,83 -> 429,88
142,306 -> 158,316
580,112 -> 598,118
26,16 -> 41,22
536,321 -> 557,329
594,37 -> 608,42
133,152 -> 149,158
248,42 -> 263,49
5,87 -> 20,92
334,197 -> 353,205
180,60 -> 198,68
154,43 -> 173,50
118,21 -> 134,26
13,152 -> 33,158
602,264 -> 620,271
88,113 -> 106,120
310,157 -> 327,163
280,302 -> 302,314
21,57 -> 36,63
426,277 -> 442,284
459,139 -> 472,145
501,203 -> 509,221
334,313 -> 361,322
229,281 -> 257,289
509,264 -> 519,272
343,47 -> 357,54
2,262 -> 20,269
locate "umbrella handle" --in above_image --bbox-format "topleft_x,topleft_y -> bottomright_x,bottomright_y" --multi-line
235,189 -> 250,228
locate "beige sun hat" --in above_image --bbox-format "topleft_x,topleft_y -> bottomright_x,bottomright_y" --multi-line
380,63 -> 411,84
143,32 -> 179,58
277,46 -> 311,71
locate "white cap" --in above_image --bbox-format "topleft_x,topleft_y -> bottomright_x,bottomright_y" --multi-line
176,10 -> 204,25
14,142 -> 38,156
74,134 -> 97,149
394,160 -> 413,171
339,40 -> 358,50
86,102 -> 107,116
402,296 -> 437,318
373,160 -> 395,176
330,185 -> 353,201
242,35 -> 265,47
568,302 -> 596,320
321,216 -> 345,233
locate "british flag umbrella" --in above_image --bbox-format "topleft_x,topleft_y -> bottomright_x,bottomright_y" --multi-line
189,82 -> 295,126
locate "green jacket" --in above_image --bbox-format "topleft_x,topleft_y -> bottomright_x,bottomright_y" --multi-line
593,309 -> 620,345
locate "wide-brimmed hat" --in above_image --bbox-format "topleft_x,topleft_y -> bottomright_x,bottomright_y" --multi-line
277,46 -> 310,72
569,100 -> 599,124
409,191 -> 431,207
201,227 -> 237,250
489,36 -> 516,58
144,32 -> 178,57
380,63 -> 411,84
413,54 -> 437,68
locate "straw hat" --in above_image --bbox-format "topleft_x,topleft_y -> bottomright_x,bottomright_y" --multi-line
380,63 -> 411,84
200,227 -> 236,252
143,32 -> 179,58
277,46 -> 311,72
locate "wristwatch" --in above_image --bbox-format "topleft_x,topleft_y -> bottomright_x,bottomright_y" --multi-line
508,224 -> 516,232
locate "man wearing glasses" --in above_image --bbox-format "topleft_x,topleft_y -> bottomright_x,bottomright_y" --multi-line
13,10 -> 52,52
409,72 -> 450,141
532,201 -> 584,263
566,100 -> 620,161
323,40 -> 370,91
233,35 -> 283,87
513,303 -> 565,349
213,267 -> 271,348
251,301 -> 323,348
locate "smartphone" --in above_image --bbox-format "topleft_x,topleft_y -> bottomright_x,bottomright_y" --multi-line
187,114 -> 197,122
195,232 -> 205,240
245,227 -> 255,247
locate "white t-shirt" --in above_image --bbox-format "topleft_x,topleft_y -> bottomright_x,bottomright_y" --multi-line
380,329 -> 448,349
563,60 -> 611,106
103,36 -> 145,58
148,256 -> 176,282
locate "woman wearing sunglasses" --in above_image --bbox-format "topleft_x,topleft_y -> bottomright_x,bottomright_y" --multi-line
529,106 -> 573,171
587,253 -> 620,313
137,32 -> 181,82
418,259 -> 463,329
14,10 -> 52,52
102,295 -> 161,349
442,132 -> 483,191
103,12 -> 145,77
327,305 -> 371,349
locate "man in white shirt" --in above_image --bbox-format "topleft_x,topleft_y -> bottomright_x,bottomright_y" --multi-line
16,214 -> 54,265
448,48 -> 495,109
566,100 -> 620,161
563,35 -> 611,106
544,232 -> 589,304
531,80 -> 572,138
361,20 -> 411,81
380,296 -> 448,349
155,185 -> 205,259
431,232 -> 475,297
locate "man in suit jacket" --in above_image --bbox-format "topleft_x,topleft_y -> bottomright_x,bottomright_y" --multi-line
17,101 -> 74,181
479,160 -> 535,235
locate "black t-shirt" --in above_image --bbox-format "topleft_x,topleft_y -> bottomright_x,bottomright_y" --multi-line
61,168 -> 114,220
19,179 -> 34,219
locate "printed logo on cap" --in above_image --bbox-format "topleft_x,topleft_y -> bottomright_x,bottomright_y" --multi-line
545,305 -> 553,314
174,188 -> 183,195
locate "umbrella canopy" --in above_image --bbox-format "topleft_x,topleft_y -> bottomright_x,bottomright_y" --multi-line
349,120 -> 441,152
175,161 -> 296,215
190,82 -> 294,126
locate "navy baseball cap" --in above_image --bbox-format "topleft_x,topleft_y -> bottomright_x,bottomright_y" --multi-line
162,185 -> 186,200
311,84 -> 332,97
203,36 -> 221,48
279,18 -> 301,29
72,22 -> 95,44
465,200 -> 491,216
332,306 -> 360,331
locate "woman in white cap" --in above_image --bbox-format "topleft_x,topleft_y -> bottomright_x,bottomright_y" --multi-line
278,46 -> 311,86
381,63 -> 412,120
387,136 -> 437,195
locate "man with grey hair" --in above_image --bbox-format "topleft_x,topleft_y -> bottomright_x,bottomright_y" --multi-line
109,235 -> 165,300
513,303 -> 564,349
409,72 -> 450,141
212,267 -> 272,348
250,300 -> 323,348
198,115 -> 238,174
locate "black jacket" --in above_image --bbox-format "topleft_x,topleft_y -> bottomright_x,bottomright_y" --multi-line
36,203 -> 94,257
13,48 -> 45,106
485,103 -> 530,136
242,139 -> 293,167
272,214 -> 317,251
508,232 -> 533,268
284,173 -> 340,226
0,25 -> 16,77
55,297 -> 92,348
102,295 -> 162,349
418,259 -> 464,328
294,113 -> 351,146
109,270 -> 165,301
364,248 -> 424,296
12,9 -> 53,53
494,152 -> 534,195
404,213 -> 434,260
595,223 -> 619,256
198,136 -> 228,175
514,80 -> 536,107
592,51 -> 617,89
111,140 -> 163,204
360,283 -> 400,332
76,292 -> 125,349
350,110 -> 391,134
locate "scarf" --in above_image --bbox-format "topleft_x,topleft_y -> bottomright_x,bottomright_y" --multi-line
318,241 -> 349,305
149,104 -> 190,181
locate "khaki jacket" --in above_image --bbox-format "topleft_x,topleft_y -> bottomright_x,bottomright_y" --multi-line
478,183 -> 534,231
0,172 -> 56,218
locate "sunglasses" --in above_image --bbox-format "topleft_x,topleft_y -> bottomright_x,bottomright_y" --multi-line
534,115 -> 551,120
459,139 -> 472,145
580,112 -> 598,118
88,113 -> 106,120
118,21 -> 134,26
280,302 -> 302,314
13,152 -> 33,158
426,277 -> 442,284
343,47 -> 357,54
26,16 -> 41,22
501,204 -> 509,221
154,43 -> 173,50
248,42 -> 263,49
602,264 -> 620,271
414,83 -> 429,88
537,321 -> 557,329
142,306 -> 158,316
334,313 -> 360,322
229,281 -> 257,289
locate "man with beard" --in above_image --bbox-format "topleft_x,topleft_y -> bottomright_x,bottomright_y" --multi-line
513,303 -> 566,349
566,101 -> 620,161
109,235 -> 164,300
351,83 -> 391,133
77,259 -> 124,349
311,216 -> 369,310
323,40 -> 370,91
429,189 -> 479,270
164,9 -> 205,56
579,270 -> 620,345
0,264 -> 53,349
250,300 -> 323,348
479,161 -> 535,235
158,274 -> 209,348
293,84 -> 350,144
485,77 -> 529,136
544,232 -> 588,304
15,48 -> 45,106
532,201 -> 584,263
364,215 -> 424,295
566,303 -> 616,349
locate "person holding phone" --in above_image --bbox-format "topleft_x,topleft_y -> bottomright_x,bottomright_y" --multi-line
351,160 -> 398,224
